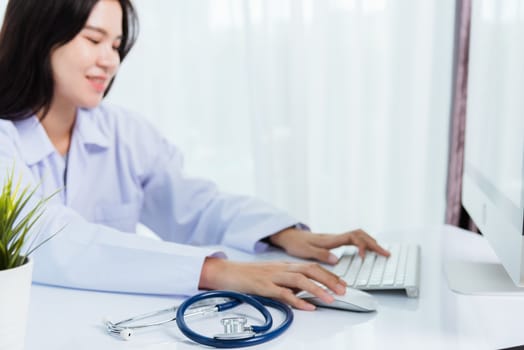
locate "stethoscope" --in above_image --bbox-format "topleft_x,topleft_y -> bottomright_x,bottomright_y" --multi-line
104,290 -> 294,348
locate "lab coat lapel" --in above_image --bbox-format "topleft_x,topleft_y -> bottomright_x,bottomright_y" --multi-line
65,108 -> 110,205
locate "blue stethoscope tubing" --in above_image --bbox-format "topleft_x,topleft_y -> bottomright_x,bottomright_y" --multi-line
176,290 -> 294,348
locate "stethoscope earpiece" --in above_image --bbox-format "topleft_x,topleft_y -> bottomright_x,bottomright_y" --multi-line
103,317 -> 132,340
119,328 -> 133,340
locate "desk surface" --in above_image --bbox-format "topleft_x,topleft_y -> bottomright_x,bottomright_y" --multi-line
26,225 -> 524,350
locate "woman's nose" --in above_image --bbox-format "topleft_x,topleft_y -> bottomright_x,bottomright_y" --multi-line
97,46 -> 120,71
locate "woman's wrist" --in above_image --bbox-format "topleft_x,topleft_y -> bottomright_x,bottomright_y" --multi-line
198,256 -> 227,290
268,227 -> 302,248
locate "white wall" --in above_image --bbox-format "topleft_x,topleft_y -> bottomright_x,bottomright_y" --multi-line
0,0 -> 456,235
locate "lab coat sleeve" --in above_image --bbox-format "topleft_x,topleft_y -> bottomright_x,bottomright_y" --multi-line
137,132 -> 302,253
31,206 -> 224,296
0,122 -> 221,296
32,206 -> 224,296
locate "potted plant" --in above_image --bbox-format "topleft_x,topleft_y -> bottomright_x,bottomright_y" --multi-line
0,169 -> 59,350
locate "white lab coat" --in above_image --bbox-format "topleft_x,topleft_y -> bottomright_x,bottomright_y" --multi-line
0,104 -> 300,296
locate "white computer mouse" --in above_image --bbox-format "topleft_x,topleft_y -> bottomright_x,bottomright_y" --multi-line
297,287 -> 377,312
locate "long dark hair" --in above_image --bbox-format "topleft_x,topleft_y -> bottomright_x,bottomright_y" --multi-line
0,0 -> 138,121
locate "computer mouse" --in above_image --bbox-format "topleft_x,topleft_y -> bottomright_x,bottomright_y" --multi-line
297,287 -> 377,312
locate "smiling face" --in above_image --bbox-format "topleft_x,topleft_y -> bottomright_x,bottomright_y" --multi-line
50,0 -> 123,110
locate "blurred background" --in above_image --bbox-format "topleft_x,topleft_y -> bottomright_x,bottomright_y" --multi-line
0,0 -> 456,234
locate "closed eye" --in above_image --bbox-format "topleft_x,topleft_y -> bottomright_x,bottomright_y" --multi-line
86,37 -> 101,45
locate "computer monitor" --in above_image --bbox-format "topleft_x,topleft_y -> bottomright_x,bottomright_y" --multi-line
446,0 -> 524,295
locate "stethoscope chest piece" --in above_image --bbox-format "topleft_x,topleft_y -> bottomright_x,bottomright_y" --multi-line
176,290 -> 293,348
214,316 -> 255,340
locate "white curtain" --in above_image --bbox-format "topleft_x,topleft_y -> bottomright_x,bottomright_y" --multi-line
0,0 -> 455,235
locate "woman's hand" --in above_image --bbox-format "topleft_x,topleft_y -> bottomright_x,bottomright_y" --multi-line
268,228 -> 390,265
198,228 -> 388,311
198,257 -> 346,311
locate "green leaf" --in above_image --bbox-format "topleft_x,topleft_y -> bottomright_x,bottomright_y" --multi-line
0,167 -> 61,271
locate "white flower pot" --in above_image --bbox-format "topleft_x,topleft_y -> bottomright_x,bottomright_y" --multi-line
0,258 -> 34,350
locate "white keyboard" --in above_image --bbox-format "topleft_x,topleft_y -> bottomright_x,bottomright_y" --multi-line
332,243 -> 421,298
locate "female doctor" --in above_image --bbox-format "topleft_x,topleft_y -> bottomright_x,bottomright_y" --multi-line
0,0 -> 389,311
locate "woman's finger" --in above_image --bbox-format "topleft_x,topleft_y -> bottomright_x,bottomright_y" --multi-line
298,245 -> 339,265
286,263 -> 346,296
272,286 -> 317,311
350,233 -> 389,258
320,229 -> 390,258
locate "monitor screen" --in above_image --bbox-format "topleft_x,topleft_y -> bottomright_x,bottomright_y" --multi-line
459,0 -> 524,292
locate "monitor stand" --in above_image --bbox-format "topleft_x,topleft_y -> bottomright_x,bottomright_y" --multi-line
445,260 -> 524,295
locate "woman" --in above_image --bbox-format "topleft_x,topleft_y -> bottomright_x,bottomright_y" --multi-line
0,0 -> 388,310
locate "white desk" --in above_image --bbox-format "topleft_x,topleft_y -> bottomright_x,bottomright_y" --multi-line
26,225 -> 524,350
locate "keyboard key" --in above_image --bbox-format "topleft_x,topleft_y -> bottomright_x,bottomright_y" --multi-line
342,254 -> 362,286
382,244 -> 400,286
332,254 -> 353,276
368,254 -> 387,286
355,252 -> 376,287
395,245 -> 409,286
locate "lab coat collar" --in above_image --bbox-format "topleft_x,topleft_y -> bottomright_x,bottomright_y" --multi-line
14,116 -> 55,166
74,108 -> 111,150
14,108 -> 110,166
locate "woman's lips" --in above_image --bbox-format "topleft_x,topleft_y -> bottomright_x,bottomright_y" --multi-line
87,76 -> 107,93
